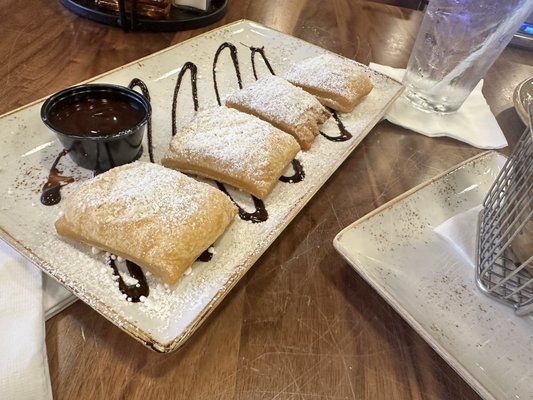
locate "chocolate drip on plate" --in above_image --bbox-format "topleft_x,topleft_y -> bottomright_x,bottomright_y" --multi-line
249,46 -> 276,80
108,247 -> 213,303
107,255 -> 149,302
320,109 -> 352,142
213,42 -> 243,106
246,46 -> 304,184
211,42 -> 269,223
40,149 -> 75,206
197,248 -> 213,262
215,181 -> 268,223
128,78 -> 154,162
172,62 -> 199,136
279,159 -> 305,183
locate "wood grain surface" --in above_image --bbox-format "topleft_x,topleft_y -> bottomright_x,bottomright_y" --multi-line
1,0 -> 532,399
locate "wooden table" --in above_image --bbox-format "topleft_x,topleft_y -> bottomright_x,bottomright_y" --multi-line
1,1 -> 531,399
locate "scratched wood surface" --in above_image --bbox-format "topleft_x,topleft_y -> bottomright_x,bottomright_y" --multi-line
1,0 -> 532,399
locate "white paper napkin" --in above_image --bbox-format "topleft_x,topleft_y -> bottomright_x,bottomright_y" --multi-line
0,240 -> 76,400
172,0 -> 210,10
434,204 -> 483,268
369,63 -> 508,149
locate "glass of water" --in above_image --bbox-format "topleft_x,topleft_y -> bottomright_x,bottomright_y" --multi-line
402,0 -> 533,113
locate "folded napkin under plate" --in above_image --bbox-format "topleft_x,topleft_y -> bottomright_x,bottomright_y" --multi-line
370,63 -> 508,150
434,204 -> 483,269
0,240 -> 75,400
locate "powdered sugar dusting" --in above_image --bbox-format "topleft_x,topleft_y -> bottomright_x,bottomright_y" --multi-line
67,162 -> 207,228
225,75 -> 326,127
282,53 -> 371,97
164,106 -> 299,194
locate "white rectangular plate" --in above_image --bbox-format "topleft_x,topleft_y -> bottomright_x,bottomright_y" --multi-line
0,20 -> 402,352
334,151 -> 533,400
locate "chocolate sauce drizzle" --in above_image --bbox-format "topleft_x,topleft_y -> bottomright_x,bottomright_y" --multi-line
172,62 -> 199,136
128,78 -> 154,162
249,46 -> 276,79
320,109 -> 352,142
197,248 -> 213,262
213,42 -> 243,106
209,42 -> 268,223
171,54 -> 268,223
216,181 -> 268,223
40,149 -> 75,206
279,159 -> 305,183
172,47 -> 269,224
245,45 -> 305,183
108,247 -> 213,301
107,255 -> 149,303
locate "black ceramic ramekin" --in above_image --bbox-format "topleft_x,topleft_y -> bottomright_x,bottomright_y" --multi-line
41,83 -> 151,172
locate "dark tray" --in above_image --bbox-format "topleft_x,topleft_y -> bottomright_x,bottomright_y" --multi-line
60,0 -> 227,31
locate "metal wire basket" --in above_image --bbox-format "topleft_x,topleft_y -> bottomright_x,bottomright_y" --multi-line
476,105 -> 533,316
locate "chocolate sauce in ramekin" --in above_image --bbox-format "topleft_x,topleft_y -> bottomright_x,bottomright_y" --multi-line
47,91 -> 145,137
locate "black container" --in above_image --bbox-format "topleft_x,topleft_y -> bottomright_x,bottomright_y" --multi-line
41,83 -> 151,172
59,0 -> 227,32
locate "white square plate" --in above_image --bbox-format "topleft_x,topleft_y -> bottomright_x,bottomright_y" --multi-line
0,20 -> 402,352
334,151 -> 533,400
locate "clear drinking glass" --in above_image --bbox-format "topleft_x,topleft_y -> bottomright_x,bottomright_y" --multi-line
402,0 -> 533,113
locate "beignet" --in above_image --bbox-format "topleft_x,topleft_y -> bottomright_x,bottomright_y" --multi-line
225,75 -> 330,150
161,106 -> 300,199
55,161 -> 237,285
282,53 -> 373,113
